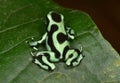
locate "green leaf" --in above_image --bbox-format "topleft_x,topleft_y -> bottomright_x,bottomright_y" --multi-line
0,0 -> 120,83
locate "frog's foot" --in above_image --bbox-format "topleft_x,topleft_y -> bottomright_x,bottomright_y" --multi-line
65,47 -> 84,66
26,37 -> 39,51
66,26 -> 75,40
29,37 -> 38,47
32,51 -> 59,71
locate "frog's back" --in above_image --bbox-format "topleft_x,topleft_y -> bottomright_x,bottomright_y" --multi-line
46,11 -> 69,59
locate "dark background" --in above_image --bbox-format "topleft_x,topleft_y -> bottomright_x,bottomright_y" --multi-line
54,0 -> 120,53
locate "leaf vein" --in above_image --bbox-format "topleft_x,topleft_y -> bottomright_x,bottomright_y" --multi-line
0,34 -> 38,55
0,18 -> 39,34
9,61 -> 31,83
3,4 -> 33,26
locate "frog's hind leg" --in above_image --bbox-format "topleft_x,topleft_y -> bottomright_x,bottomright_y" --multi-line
65,47 -> 84,66
32,51 -> 59,71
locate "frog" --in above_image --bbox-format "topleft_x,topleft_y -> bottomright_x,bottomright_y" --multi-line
29,11 -> 84,71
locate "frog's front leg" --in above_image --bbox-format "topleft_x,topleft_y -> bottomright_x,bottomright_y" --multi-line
65,47 -> 84,66
29,33 -> 47,51
32,51 -> 59,71
66,26 -> 75,40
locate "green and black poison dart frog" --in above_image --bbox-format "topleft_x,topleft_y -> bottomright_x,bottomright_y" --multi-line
29,11 -> 84,71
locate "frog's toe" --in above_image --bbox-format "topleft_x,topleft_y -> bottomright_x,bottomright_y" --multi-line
31,37 -> 34,41
66,61 -> 71,66
29,41 -> 38,46
49,65 -> 56,71
72,61 -> 80,66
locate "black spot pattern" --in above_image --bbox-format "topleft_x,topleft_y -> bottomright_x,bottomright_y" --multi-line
51,12 -> 61,22
44,53 -> 52,63
46,16 -> 50,31
62,46 -> 69,61
57,33 -> 68,44
47,24 -> 61,58
75,49 -> 81,55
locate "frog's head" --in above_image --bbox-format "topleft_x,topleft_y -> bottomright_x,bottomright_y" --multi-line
46,11 -> 64,31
